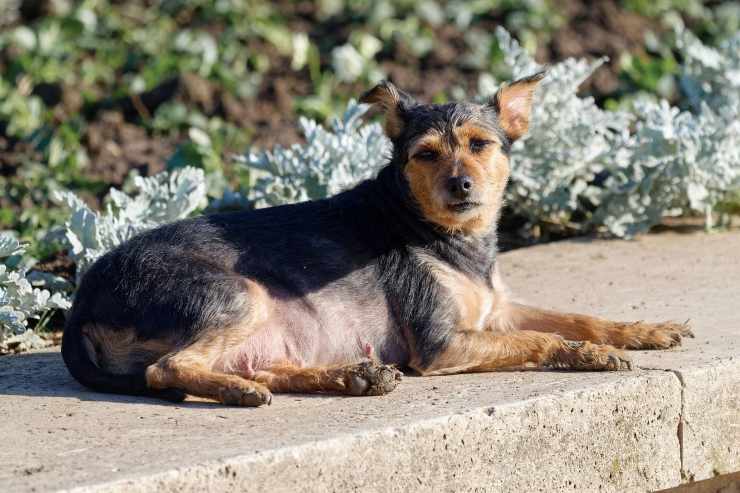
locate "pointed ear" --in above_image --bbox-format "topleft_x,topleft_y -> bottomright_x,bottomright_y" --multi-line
490,71 -> 545,142
360,81 -> 413,139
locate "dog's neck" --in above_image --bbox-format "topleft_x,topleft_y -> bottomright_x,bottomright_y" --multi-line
370,163 -> 497,280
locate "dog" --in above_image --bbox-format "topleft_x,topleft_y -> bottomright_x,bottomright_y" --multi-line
62,73 -> 693,406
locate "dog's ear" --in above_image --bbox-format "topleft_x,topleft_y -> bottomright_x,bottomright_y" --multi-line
489,71 -> 545,142
360,81 -> 414,139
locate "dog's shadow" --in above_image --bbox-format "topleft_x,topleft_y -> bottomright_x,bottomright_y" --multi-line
0,351 -> 356,408
1,351 -> 586,410
0,351 -> 240,408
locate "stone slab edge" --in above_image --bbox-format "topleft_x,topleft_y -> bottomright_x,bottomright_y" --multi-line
61,370 -> 703,493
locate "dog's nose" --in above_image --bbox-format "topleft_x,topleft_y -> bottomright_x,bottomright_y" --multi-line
447,176 -> 473,199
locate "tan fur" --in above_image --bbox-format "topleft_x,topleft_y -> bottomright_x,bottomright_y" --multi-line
253,361 -> 401,396
404,122 -> 511,235
504,303 -> 693,349
418,252 -> 496,331
81,324 -> 175,374
146,359 -> 272,406
494,78 -> 540,141
485,265 -> 517,333
144,279 -> 274,406
412,330 -> 631,376
254,364 -> 350,393
413,290 -> 691,376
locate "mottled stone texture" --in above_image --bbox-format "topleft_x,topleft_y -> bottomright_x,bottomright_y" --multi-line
680,360 -> 740,482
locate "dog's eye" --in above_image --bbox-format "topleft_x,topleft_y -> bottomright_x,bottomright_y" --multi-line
414,149 -> 439,161
469,139 -> 492,153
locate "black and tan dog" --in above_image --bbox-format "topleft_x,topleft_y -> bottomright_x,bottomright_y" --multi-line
62,73 -> 693,406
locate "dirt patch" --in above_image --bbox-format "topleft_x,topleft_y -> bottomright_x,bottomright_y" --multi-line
539,0 -> 662,98
84,111 -> 175,186
0,136 -> 42,175
33,250 -> 76,282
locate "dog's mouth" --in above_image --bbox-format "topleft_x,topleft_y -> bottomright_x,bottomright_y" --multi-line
447,201 -> 481,213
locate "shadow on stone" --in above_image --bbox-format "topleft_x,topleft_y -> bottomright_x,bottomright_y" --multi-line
0,351 -> 221,408
0,350 -> 369,406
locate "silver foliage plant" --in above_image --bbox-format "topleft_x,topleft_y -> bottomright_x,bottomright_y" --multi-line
239,100 -> 390,207
493,27 -> 740,237
490,27 -> 634,235
53,167 -> 207,278
598,30 -> 740,236
0,233 -> 70,342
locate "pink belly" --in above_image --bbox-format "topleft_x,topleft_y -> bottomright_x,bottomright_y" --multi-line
214,290 -> 406,377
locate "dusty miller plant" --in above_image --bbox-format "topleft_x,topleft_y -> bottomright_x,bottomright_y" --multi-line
54,167 -> 207,279
490,27 -> 634,236
50,29 -> 740,295
239,100 -> 390,207
0,233 -> 71,345
596,29 -> 740,236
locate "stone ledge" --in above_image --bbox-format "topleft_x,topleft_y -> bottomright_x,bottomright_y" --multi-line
74,372 -> 684,493
1,231 -> 738,493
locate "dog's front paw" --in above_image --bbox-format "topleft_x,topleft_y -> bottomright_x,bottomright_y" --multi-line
345,361 -> 403,396
218,382 -> 273,407
549,341 -> 633,371
620,321 -> 694,349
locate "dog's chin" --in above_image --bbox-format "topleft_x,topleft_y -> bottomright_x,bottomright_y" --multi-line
446,201 -> 482,214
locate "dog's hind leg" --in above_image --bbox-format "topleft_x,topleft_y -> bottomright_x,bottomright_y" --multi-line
145,279 -> 275,406
502,303 -> 693,349
253,361 -> 402,396
146,349 -> 273,406
411,330 -> 632,376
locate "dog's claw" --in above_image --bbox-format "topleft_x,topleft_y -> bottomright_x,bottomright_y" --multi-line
566,341 -> 585,350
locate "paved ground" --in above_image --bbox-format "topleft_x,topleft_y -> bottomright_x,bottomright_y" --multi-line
1,231 -> 738,492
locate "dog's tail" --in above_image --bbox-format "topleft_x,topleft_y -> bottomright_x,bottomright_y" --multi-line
61,318 -> 185,402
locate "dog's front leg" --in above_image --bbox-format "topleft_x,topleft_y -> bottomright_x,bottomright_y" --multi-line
253,361 -> 402,396
411,330 -> 632,376
503,303 -> 694,350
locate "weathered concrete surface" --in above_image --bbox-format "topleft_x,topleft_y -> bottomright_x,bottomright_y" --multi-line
0,231 -> 738,493
680,360 -> 740,482
500,230 -> 740,484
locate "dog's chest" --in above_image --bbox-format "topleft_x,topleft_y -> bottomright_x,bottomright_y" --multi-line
423,256 -> 496,331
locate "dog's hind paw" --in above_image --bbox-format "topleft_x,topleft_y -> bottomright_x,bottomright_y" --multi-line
345,361 -> 403,396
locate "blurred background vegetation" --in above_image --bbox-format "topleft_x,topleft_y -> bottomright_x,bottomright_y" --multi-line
0,0 -> 738,258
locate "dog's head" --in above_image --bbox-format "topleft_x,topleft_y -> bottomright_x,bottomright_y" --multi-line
361,73 -> 543,236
